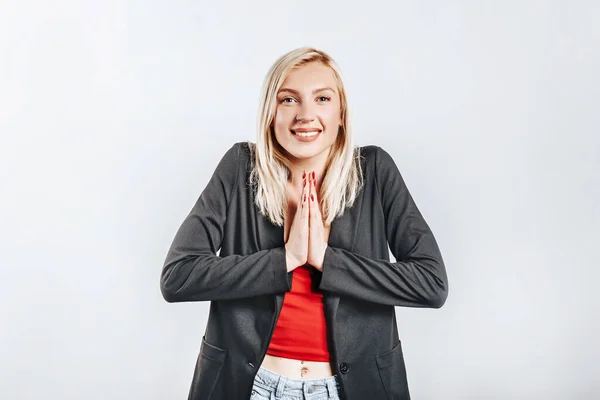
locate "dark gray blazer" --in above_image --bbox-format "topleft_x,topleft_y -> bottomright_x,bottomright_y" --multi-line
161,142 -> 448,400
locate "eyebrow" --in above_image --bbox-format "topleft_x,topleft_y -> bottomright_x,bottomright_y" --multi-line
277,87 -> 336,95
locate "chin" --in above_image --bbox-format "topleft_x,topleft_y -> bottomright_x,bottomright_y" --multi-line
285,145 -> 332,161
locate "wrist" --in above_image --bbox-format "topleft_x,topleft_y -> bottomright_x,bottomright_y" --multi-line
314,243 -> 328,271
285,251 -> 300,272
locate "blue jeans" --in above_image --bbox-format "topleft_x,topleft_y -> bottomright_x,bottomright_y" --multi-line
250,367 -> 343,400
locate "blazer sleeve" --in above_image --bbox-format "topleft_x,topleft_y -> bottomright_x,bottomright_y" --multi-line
160,142 -> 292,303
318,146 -> 448,308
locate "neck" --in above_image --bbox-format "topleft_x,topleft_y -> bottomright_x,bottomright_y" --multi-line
287,151 -> 330,188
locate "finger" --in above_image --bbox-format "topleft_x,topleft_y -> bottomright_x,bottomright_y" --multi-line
310,171 -> 318,204
304,170 -> 310,197
301,170 -> 309,217
314,177 -> 322,219
309,171 -> 319,223
313,173 -> 325,222
297,170 -> 304,207
299,170 -> 306,205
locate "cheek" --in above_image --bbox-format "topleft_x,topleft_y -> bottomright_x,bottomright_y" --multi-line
319,105 -> 342,127
273,110 -> 284,127
274,107 -> 294,128
272,111 -> 283,131
273,108 -> 293,140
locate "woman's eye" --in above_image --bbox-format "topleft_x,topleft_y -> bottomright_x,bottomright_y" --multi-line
281,97 -> 295,103
318,96 -> 331,102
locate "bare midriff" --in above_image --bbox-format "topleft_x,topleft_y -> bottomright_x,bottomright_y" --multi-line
260,354 -> 334,379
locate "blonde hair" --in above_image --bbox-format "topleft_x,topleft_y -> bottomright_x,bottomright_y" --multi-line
249,47 -> 363,226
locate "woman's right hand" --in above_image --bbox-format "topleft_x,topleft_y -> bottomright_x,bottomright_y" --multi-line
285,171 -> 310,272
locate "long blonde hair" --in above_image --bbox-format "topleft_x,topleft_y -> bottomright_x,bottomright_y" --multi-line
249,47 -> 363,227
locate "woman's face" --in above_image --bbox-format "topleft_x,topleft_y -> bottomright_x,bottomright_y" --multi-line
273,62 -> 342,164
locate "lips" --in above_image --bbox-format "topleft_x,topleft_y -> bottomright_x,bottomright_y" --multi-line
291,129 -> 321,142
292,129 -> 321,137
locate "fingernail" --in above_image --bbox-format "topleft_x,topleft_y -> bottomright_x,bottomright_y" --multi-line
302,171 -> 306,179
310,194 -> 314,202
304,194 -> 306,202
312,171 -> 315,180
303,179 -> 306,187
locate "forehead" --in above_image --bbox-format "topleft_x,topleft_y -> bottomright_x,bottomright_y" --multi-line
281,62 -> 338,90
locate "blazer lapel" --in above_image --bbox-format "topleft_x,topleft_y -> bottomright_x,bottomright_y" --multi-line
323,193 -> 364,344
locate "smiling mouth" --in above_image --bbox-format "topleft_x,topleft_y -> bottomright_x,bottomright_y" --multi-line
291,130 -> 321,137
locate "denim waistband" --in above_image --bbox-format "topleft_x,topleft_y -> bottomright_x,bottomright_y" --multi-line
254,366 -> 341,399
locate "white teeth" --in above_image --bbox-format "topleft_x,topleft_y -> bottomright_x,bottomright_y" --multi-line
294,131 -> 319,137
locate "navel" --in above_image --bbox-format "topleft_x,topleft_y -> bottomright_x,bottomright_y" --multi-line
300,365 -> 309,378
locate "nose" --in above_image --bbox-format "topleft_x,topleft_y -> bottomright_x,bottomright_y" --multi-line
295,103 -> 316,122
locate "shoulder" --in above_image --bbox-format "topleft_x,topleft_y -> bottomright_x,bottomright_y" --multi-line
357,144 -> 405,196
217,141 -> 254,168
358,144 -> 380,159
358,144 -> 397,170
211,141 -> 254,184
220,141 -> 251,159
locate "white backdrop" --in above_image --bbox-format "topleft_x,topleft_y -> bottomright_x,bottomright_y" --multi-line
1,1 -> 599,399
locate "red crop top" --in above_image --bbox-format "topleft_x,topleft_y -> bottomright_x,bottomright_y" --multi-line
266,264 -> 330,362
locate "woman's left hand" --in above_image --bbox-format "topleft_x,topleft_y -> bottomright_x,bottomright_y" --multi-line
307,171 -> 328,271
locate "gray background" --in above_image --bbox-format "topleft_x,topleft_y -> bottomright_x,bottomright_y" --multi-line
1,1 -> 598,399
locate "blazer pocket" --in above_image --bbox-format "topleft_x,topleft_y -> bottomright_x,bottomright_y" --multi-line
200,336 -> 228,363
189,336 -> 228,399
375,341 -> 410,400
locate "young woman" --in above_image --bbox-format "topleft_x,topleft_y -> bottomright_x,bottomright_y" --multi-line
161,47 -> 448,400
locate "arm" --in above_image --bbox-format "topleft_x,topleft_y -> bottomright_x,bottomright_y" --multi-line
160,143 -> 292,303
319,146 -> 448,308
